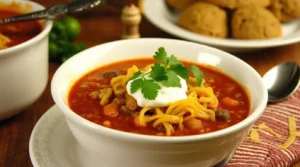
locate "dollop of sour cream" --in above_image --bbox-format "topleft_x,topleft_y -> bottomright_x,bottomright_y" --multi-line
126,74 -> 188,108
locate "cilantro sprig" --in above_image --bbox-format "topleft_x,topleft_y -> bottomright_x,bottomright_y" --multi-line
128,47 -> 203,100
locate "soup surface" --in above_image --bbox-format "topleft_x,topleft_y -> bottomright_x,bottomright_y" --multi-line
68,58 -> 250,136
0,10 -> 42,49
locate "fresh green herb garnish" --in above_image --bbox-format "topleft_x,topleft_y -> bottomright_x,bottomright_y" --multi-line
150,63 -> 167,81
161,71 -> 181,87
130,78 -> 143,94
129,76 -> 161,100
129,47 -> 203,100
141,80 -> 161,100
189,65 -> 203,86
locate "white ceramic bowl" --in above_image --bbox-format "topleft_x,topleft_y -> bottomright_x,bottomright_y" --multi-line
0,0 -> 52,120
51,38 -> 268,167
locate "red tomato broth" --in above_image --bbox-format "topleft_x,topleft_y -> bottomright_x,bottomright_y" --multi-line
68,58 -> 250,136
0,10 -> 42,48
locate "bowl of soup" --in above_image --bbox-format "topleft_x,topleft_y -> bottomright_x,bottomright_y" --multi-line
51,38 -> 267,167
0,0 -> 52,120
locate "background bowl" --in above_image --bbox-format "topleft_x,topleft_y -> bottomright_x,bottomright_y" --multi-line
0,0 -> 53,120
51,38 -> 268,167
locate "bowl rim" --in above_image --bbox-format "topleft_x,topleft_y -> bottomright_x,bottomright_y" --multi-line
0,0 -> 53,56
51,38 -> 268,143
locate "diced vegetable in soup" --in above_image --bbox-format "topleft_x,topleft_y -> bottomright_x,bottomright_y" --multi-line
68,48 -> 250,136
0,10 -> 42,49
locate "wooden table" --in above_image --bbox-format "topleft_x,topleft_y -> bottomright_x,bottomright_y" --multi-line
0,0 -> 300,166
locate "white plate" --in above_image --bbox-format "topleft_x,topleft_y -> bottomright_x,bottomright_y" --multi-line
143,0 -> 300,53
29,105 -> 233,167
29,105 -> 110,167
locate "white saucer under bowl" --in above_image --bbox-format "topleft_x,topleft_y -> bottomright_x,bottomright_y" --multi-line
29,105 -> 109,167
143,0 -> 300,53
29,105 -> 234,167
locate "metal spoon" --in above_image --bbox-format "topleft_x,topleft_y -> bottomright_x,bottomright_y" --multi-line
263,62 -> 300,103
0,0 -> 102,25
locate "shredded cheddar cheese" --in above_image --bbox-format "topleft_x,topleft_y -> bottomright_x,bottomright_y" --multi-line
279,135 -> 296,150
249,116 -> 299,150
278,116 -> 298,150
250,128 -> 260,142
0,33 -> 10,50
139,106 -> 152,126
258,123 -> 281,138
289,116 -> 297,136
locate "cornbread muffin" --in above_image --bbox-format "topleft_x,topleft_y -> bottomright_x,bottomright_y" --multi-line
178,2 -> 228,38
166,0 -> 195,11
201,0 -> 236,9
202,0 -> 270,9
231,7 -> 282,39
269,0 -> 300,22
236,0 -> 271,8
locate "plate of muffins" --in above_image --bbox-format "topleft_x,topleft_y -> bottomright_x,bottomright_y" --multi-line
143,0 -> 300,52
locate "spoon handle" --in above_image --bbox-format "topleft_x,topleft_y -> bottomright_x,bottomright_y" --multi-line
0,4 -> 67,24
0,0 -> 102,25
